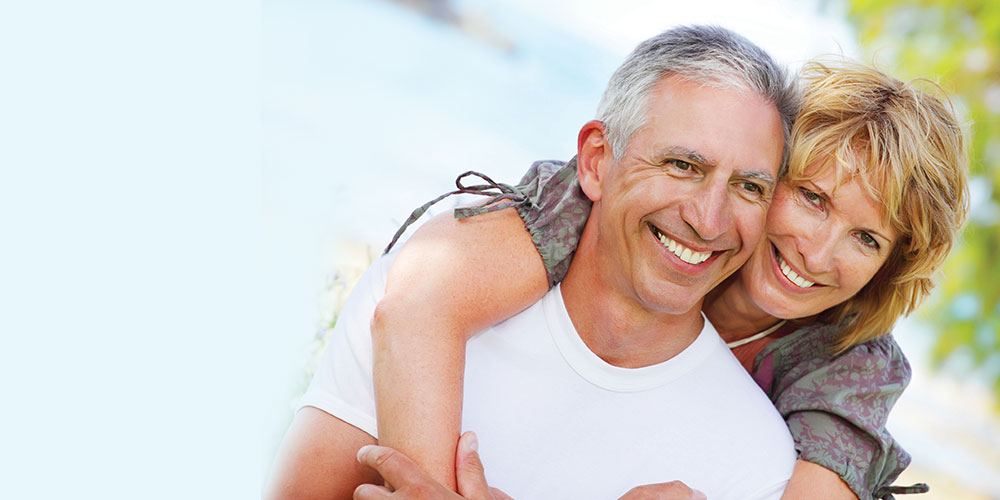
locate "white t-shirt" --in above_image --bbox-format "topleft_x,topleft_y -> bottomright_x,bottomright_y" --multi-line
302,251 -> 796,500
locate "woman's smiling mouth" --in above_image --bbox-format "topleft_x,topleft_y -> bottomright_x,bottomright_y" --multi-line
772,245 -> 817,288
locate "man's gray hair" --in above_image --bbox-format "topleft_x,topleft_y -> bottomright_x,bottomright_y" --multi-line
596,25 -> 800,177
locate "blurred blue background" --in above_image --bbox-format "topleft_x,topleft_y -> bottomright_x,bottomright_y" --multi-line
263,0 -> 1000,498
13,1 -> 994,498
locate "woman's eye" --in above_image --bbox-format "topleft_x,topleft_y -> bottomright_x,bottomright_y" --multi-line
799,187 -> 823,207
858,231 -> 880,250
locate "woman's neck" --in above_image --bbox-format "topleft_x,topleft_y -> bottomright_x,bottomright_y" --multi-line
703,274 -> 782,344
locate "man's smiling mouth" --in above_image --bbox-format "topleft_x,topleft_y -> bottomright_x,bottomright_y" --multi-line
649,224 -> 712,265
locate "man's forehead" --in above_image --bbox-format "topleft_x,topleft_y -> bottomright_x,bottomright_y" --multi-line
642,78 -> 784,169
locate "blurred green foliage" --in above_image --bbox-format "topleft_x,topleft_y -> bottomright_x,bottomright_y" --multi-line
845,0 -> 1000,398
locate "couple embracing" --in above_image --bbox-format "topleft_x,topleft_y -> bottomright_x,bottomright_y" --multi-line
268,25 -> 967,500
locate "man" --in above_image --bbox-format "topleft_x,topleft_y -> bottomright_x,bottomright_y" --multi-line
268,25 -> 800,500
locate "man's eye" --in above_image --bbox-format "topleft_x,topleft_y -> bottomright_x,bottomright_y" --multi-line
740,182 -> 762,194
668,160 -> 694,171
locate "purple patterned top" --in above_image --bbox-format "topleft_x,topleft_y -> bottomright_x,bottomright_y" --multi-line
754,322 -> 921,499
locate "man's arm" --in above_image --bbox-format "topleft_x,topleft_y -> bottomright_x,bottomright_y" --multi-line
265,407 -> 380,500
264,241 -> 390,500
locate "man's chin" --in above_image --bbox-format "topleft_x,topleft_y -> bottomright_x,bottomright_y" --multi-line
634,283 -> 706,316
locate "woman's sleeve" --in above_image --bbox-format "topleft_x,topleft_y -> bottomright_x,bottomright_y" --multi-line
758,326 -> 924,499
511,157 -> 592,287
383,158 -> 592,288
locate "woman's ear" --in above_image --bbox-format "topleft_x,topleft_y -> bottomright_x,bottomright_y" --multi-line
576,120 -> 612,203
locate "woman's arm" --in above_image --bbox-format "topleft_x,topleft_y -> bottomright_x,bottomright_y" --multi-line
370,159 -> 591,489
781,460 -> 858,500
755,325 -> 917,499
372,206 -> 548,490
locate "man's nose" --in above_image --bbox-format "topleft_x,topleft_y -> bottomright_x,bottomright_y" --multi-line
681,180 -> 733,242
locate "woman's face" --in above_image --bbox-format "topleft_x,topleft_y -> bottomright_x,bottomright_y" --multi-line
739,165 -> 898,320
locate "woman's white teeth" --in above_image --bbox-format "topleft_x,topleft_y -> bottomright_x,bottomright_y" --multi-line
777,254 -> 815,288
657,232 -> 711,265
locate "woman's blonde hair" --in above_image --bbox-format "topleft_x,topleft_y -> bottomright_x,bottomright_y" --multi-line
786,58 -> 969,352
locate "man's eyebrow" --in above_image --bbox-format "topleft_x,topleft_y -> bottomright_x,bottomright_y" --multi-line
737,170 -> 776,188
660,146 -> 715,166
658,147 -> 776,187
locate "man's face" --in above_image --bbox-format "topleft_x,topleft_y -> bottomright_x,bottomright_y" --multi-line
592,75 -> 785,315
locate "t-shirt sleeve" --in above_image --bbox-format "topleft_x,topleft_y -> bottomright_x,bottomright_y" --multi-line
762,327 -> 913,499
513,158 -> 592,287
297,255 -> 391,438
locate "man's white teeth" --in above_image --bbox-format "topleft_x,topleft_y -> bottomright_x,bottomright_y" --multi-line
777,254 -> 815,288
656,232 -> 711,265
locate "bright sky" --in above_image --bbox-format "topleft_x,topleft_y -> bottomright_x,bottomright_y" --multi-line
471,0 -> 860,65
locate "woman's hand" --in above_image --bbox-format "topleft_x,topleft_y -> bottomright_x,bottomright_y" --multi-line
618,482 -> 706,500
354,432 -> 512,500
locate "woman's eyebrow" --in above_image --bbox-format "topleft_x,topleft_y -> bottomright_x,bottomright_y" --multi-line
865,227 -> 894,248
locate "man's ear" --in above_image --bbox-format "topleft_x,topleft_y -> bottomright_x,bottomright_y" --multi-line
576,120 -> 613,203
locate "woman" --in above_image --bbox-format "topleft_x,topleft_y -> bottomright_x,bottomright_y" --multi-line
371,59 -> 968,499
